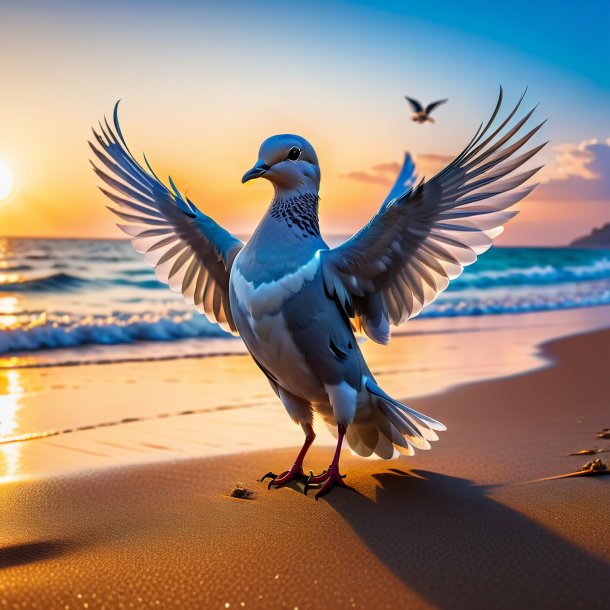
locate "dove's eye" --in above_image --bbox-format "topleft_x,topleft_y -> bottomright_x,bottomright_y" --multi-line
286,147 -> 301,161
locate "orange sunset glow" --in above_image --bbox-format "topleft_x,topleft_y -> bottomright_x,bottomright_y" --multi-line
0,3 -> 608,245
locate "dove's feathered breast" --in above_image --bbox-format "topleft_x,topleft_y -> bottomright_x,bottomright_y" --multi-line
229,193 -> 359,408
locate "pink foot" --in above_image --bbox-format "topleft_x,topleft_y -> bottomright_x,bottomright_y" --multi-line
260,464 -> 307,489
305,464 -> 354,500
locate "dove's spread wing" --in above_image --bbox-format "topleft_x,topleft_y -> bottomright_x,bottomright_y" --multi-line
425,99 -> 448,115
90,104 -> 244,333
322,88 -> 545,344
405,96 -> 424,113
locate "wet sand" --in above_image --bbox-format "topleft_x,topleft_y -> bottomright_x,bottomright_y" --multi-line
1,322 -> 610,608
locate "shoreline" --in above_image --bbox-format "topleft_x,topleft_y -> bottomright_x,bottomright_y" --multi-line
1,306 -> 610,482
2,301 -> 610,370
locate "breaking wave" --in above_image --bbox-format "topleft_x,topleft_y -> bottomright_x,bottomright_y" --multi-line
0,310 -> 228,354
0,272 -> 90,292
1,238 -> 610,360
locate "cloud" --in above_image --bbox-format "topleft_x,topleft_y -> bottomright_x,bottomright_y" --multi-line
341,152 -> 454,186
371,162 -> 401,173
416,153 -> 453,165
415,153 -> 454,178
340,163 -> 399,186
537,138 -> 610,201
340,170 -> 393,185
343,141 -> 610,202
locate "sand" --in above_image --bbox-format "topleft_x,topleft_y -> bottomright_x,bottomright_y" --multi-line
1,322 -> 610,609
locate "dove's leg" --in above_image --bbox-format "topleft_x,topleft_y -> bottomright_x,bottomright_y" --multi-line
261,423 -> 315,488
305,423 -> 354,499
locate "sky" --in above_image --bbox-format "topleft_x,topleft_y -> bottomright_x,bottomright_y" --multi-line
0,0 -> 608,245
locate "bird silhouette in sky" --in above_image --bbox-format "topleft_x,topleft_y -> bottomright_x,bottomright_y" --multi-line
91,87 -> 544,499
405,96 -> 448,123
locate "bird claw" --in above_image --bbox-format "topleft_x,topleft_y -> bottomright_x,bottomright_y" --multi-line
264,465 -> 307,489
304,464 -> 354,500
306,467 -> 346,484
307,468 -> 327,481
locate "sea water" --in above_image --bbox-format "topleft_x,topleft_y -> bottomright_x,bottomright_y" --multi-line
1,237 -> 609,364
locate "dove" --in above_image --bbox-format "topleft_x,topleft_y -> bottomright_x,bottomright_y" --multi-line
405,96 -> 448,123
91,87 -> 545,499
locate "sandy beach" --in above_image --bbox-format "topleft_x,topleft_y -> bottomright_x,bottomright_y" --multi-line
1,0 -> 609,606
1,307 -> 610,609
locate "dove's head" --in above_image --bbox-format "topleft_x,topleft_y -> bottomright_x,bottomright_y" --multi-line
242,134 -> 320,195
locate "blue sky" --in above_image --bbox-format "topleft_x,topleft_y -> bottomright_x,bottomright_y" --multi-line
354,0 -> 609,87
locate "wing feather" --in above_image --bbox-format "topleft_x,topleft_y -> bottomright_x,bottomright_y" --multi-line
405,96 -> 424,113
322,87 -> 545,342
91,102 -> 243,332
425,99 -> 448,114
381,153 -> 417,210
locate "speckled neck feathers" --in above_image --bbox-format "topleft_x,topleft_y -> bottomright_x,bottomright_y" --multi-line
236,191 -> 326,286
269,192 -> 320,239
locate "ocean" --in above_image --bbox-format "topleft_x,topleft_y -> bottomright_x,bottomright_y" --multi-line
1,237 -> 609,366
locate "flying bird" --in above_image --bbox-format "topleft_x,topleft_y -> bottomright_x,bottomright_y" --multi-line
90,88 -> 544,499
405,96 -> 448,123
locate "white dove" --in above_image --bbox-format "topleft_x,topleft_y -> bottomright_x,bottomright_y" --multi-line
91,88 -> 544,498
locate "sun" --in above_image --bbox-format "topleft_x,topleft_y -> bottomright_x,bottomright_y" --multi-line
0,160 -> 14,200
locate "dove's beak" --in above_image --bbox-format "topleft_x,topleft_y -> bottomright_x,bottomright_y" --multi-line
242,160 -> 271,183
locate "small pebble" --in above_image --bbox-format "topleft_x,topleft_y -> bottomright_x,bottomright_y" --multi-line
581,458 -> 608,472
228,484 -> 254,499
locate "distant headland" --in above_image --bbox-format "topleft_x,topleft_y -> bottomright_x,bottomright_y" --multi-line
571,223 -> 610,248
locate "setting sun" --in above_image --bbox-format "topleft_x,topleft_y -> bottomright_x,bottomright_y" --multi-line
0,160 -> 13,200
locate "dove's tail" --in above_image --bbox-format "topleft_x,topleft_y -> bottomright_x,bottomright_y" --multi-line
343,378 -> 446,459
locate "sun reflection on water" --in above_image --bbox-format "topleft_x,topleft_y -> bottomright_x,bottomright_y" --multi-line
0,272 -> 21,284
0,296 -> 21,330
0,369 -> 24,483
0,295 -> 47,333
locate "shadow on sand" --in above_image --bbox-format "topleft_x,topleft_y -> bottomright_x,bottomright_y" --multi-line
0,540 -> 71,569
326,469 -> 610,610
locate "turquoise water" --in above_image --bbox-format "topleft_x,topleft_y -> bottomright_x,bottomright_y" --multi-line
0,237 -> 609,356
